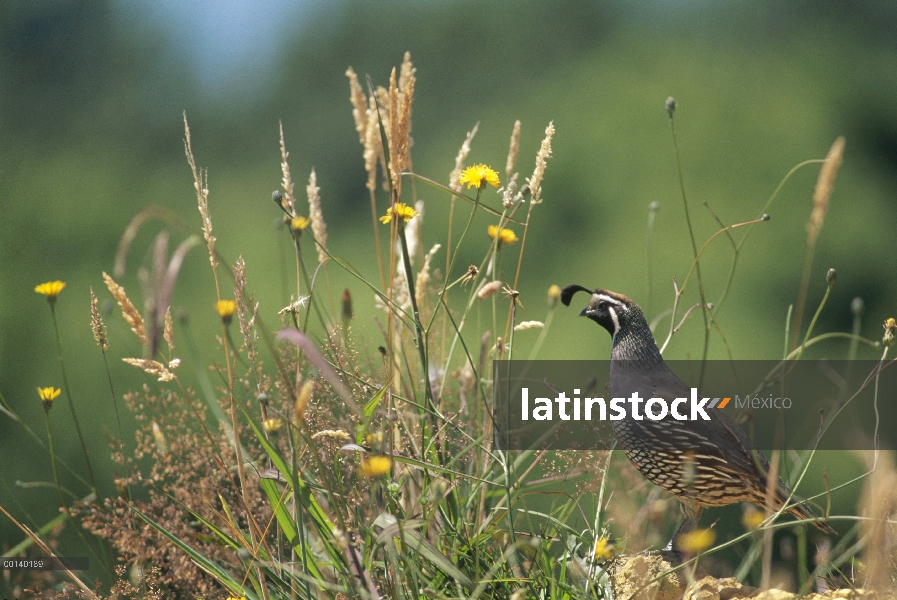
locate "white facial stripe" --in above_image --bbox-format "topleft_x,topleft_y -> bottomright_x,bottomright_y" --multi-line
596,293 -> 626,311
608,306 -> 620,336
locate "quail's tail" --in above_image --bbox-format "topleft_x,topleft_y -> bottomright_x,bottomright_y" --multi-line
786,500 -> 837,535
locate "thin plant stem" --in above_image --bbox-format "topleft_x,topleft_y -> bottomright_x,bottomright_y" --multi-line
43,410 -> 69,528
715,159 -> 823,314
0,393 -> 92,489
397,224 -> 438,448
43,408 -> 112,576
99,351 -> 124,454
793,281 -> 834,362
97,348 -> 131,501
526,306 -> 555,362
645,202 -> 659,316
791,250 -> 817,353
49,304 -> 96,490
669,114 -> 711,378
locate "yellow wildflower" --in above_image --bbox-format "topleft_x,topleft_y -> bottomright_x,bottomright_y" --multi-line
35,281 -> 66,305
488,225 -> 518,246
263,418 -> 284,433
594,536 -> 614,560
379,202 -> 417,224
677,528 -> 716,554
37,387 -> 61,411
290,215 -> 311,236
459,164 -> 500,190
215,300 -> 237,324
547,284 -> 561,308
358,455 -> 392,478
742,505 -> 765,531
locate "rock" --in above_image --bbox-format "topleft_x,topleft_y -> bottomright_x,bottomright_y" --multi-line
681,576 -> 897,600
606,554 -> 895,600
607,552 -> 704,600
685,576 -> 758,600
753,589 -> 796,600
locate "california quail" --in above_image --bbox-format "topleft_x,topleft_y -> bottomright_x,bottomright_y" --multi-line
561,285 -> 835,552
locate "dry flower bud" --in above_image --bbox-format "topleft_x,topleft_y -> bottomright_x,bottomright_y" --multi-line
478,280 -> 503,300
883,318 -> 896,347
665,96 -> 677,116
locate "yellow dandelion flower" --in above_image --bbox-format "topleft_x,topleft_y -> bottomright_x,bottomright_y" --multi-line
488,225 -> 518,246
594,536 -> 614,560
742,505 -> 765,531
379,202 -> 418,224
358,455 -> 392,478
291,215 -> 311,232
37,387 -> 61,411
678,528 -> 716,554
37,386 -> 62,402
547,284 -> 561,308
215,299 -> 237,324
263,418 -> 284,433
35,280 -> 66,304
459,164 -> 500,190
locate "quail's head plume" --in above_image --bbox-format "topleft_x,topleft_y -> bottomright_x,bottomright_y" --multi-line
562,285 -> 835,554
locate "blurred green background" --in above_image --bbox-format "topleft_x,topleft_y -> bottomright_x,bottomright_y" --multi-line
3,0 -> 897,587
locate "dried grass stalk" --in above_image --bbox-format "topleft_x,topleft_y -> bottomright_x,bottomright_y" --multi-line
858,449 -> 897,591
233,256 -> 259,368
122,358 -> 176,382
406,200 -> 423,262
478,280 -> 503,300
415,243 -> 441,306
279,121 -> 296,214
527,121 -> 555,205
307,169 -> 329,265
295,380 -> 313,423
398,51 -> 416,92
103,271 -> 146,346
807,136 -> 845,248
506,120 -> 522,179
449,123 -> 480,193
346,67 -> 368,145
386,55 -> 415,197
89,287 -> 108,352
363,95 -> 384,192
183,113 -> 216,269
163,307 -> 174,351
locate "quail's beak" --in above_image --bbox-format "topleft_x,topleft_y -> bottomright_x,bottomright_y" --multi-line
580,306 -> 589,318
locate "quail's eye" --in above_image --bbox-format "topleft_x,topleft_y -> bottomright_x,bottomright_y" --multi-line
598,302 -> 607,310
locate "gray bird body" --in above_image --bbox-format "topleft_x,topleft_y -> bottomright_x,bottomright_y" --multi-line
562,285 -> 835,552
